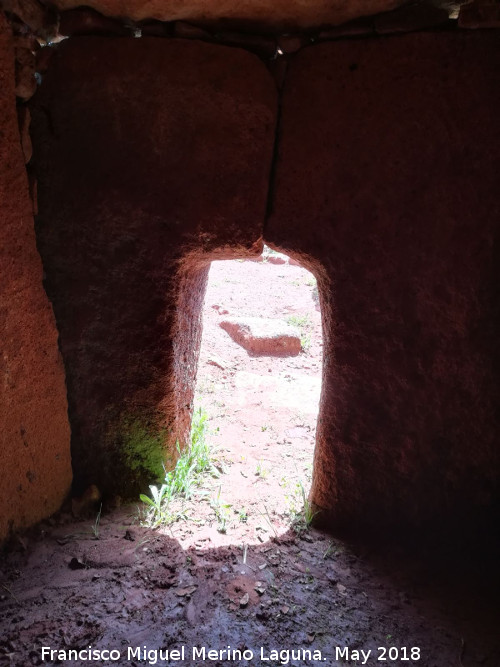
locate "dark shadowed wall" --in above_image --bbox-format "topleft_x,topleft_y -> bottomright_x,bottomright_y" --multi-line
28,29 -> 500,535
268,32 -> 500,533
32,37 -> 276,495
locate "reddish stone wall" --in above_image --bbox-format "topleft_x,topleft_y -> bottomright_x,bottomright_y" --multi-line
0,14 -> 72,541
27,28 -> 500,534
32,37 -> 276,495
268,32 -> 500,533
50,0 -> 406,30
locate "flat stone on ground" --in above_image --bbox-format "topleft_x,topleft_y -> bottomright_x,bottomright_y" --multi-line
219,317 -> 301,356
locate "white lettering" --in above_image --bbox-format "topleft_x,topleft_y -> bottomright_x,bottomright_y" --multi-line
361,649 -> 371,664
335,648 -> 371,665
128,646 -> 141,659
192,647 -> 206,660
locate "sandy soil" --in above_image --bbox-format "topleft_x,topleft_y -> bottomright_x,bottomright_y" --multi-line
0,254 -> 498,666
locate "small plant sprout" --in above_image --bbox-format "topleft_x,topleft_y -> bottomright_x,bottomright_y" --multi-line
210,486 -> 232,533
323,540 -> 334,560
92,503 -> 102,539
255,460 -> 269,479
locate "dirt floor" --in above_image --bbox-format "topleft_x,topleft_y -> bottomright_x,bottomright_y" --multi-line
0,252 -> 499,666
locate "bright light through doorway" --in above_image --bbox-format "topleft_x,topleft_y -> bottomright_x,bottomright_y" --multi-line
188,245 -> 323,547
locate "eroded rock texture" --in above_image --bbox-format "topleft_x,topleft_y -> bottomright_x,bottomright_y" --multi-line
268,33 -> 500,533
32,37 -> 276,495
51,0 -> 406,30
0,14 -> 71,540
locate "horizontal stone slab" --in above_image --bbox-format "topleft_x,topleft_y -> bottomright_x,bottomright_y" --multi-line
220,317 -> 302,356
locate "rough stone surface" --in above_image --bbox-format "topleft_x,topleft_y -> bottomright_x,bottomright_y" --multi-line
0,13 -> 72,542
32,37 -> 276,496
374,1 -> 450,33
219,317 -> 302,356
458,1 -> 500,28
49,0 -> 407,30
268,32 -> 500,534
59,7 -> 131,36
2,0 -> 47,33
17,105 -> 32,163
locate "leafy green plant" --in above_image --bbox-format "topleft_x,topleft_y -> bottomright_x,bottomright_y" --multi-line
140,480 -> 175,527
210,486 -> 232,533
283,479 -> 318,534
296,480 -> 318,531
139,407 -> 218,527
300,332 -> 311,352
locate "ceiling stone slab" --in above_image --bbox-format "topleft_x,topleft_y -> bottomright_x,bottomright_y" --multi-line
50,0 -> 409,29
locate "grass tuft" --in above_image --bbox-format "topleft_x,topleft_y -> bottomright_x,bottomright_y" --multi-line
139,407 -> 218,527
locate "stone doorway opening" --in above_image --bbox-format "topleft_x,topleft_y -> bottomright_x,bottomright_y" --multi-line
184,245 -> 323,547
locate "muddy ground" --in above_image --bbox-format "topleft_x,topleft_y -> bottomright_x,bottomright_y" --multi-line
0,253 -> 498,666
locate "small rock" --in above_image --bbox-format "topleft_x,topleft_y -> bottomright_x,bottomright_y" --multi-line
281,605 -> 290,614
207,354 -> 226,369
337,583 -> 347,595
254,582 -> 266,595
68,557 -> 86,570
175,585 -> 197,597
239,593 -> 250,608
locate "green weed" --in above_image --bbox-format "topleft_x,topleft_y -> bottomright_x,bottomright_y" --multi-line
255,460 -> 269,479
283,478 -> 317,534
304,275 -> 317,287
210,486 -> 232,533
139,407 -> 218,527
286,314 -> 310,329
286,315 -> 313,353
